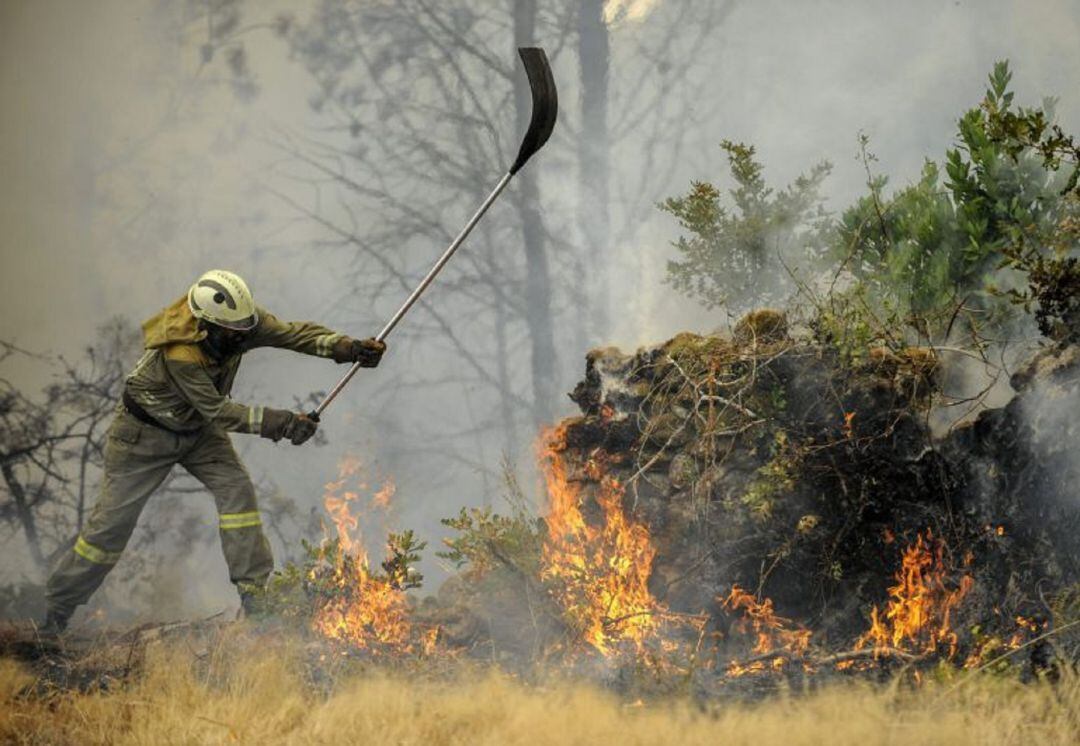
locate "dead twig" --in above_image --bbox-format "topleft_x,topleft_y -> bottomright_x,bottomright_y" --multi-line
724,646 -> 920,671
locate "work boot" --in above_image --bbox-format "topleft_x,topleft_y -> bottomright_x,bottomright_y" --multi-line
38,609 -> 71,638
238,590 -> 268,621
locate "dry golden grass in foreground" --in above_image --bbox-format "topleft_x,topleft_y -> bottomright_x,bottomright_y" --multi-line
2,640 -> 1079,746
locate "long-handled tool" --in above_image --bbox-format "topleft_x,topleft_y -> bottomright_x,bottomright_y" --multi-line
309,47 -> 558,420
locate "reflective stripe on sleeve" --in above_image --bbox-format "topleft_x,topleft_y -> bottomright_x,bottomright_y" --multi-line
315,334 -> 341,357
219,510 -> 262,530
247,406 -> 264,434
74,536 -> 123,565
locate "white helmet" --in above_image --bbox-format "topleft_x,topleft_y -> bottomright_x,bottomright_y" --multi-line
187,270 -> 258,331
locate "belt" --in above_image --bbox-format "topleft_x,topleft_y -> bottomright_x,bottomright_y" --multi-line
121,390 -> 201,435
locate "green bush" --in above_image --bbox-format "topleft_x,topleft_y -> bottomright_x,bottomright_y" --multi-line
665,62 -> 1080,345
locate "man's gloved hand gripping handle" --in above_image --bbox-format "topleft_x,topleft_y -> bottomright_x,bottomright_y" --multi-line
331,337 -> 386,367
260,408 -> 318,446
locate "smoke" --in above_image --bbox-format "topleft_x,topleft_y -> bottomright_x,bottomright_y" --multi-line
1016,347 -> 1080,514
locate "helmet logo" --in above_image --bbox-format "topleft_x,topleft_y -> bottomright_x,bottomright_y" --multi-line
196,279 -> 237,309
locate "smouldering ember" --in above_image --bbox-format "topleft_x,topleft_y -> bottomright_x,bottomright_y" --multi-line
842,410 -> 856,439
963,614 -> 1047,668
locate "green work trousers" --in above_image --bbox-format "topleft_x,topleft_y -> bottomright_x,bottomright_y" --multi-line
46,410 -> 274,617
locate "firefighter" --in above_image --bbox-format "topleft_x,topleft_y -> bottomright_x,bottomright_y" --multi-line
40,270 -> 385,634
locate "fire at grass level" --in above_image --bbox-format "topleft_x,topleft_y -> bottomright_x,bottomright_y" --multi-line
299,430 -> 1045,679
303,456 -> 436,655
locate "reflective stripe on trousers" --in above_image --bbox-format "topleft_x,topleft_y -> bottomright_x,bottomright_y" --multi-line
73,536 -> 123,565
219,510 -> 262,530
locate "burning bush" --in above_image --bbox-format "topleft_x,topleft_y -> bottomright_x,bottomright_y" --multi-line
435,308 -> 1080,686
264,456 -> 436,657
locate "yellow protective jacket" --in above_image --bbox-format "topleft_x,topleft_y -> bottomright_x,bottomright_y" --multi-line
124,296 -> 343,434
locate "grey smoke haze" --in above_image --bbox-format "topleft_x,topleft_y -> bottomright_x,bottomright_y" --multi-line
2,0 -> 1079,619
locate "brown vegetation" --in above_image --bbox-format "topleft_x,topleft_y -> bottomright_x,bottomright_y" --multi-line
2,632 -> 1079,745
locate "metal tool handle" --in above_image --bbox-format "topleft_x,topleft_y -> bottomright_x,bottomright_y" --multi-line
310,172 -> 513,419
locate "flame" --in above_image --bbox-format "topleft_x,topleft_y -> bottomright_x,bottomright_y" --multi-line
322,455 -> 364,555
723,585 -> 812,675
857,530 -> 974,658
538,423 -> 662,656
311,455 -> 413,652
372,477 -> 396,510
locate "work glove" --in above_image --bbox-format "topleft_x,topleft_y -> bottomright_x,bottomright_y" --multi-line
332,337 -> 387,368
261,408 -> 318,445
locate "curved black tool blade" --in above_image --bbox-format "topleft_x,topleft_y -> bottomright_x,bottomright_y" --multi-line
510,47 -> 558,175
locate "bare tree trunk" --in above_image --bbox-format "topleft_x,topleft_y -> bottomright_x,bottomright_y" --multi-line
1,460 -> 46,571
494,294 -> 518,450
513,0 -> 557,423
577,0 -> 611,341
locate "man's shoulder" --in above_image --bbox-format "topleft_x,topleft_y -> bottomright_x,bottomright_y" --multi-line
163,342 -> 211,366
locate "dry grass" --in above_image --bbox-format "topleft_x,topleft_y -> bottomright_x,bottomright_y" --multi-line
2,640 -> 1079,745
